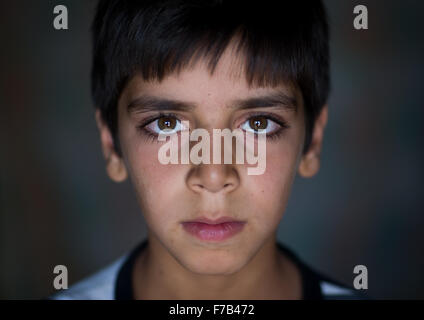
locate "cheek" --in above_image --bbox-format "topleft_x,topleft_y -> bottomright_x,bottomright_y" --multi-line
245,139 -> 301,232
122,138 -> 184,227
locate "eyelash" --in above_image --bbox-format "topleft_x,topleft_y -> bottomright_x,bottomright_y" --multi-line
136,112 -> 290,142
240,111 -> 290,141
136,112 -> 181,143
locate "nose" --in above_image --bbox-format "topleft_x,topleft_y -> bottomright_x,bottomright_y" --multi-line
186,164 -> 240,194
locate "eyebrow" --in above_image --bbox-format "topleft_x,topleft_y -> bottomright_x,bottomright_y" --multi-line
228,91 -> 298,112
127,90 -> 297,114
127,95 -> 196,114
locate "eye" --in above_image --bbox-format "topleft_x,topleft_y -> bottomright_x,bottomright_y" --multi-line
241,115 -> 280,134
144,115 -> 186,134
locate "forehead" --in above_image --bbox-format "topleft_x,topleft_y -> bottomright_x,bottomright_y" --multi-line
120,45 -> 300,111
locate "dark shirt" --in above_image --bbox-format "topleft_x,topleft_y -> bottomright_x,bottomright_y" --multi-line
50,239 -> 366,300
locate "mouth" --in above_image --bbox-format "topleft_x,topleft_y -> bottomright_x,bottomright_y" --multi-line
181,216 -> 246,242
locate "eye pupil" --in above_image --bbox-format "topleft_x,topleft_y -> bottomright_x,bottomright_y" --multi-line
249,117 -> 268,131
158,117 -> 176,130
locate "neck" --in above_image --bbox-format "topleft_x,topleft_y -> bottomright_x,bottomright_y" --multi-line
133,234 -> 301,300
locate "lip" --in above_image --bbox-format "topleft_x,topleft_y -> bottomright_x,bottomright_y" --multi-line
181,216 -> 246,242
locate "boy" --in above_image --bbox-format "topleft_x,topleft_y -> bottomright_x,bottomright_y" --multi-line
51,0 -> 361,300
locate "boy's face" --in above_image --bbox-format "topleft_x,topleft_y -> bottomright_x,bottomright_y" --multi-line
97,47 -> 327,275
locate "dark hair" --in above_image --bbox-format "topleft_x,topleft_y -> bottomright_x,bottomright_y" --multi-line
91,0 -> 330,154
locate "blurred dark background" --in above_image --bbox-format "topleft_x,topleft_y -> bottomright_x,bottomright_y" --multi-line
1,0 -> 423,299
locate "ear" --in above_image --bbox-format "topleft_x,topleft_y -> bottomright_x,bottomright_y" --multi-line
95,109 -> 128,183
298,105 -> 328,178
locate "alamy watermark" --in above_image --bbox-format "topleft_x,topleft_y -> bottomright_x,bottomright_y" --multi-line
157,121 -> 267,176
353,264 -> 368,290
53,265 -> 68,290
53,5 -> 68,30
353,5 -> 368,30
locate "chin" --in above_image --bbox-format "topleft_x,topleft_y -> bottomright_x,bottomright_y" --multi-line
182,251 -> 246,276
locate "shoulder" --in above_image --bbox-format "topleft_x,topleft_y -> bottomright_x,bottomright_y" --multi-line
277,242 -> 369,300
319,278 -> 368,300
49,239 -> 148,300
48,254 -> 128,300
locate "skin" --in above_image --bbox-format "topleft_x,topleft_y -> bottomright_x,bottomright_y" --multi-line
95,44 -> 328,299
